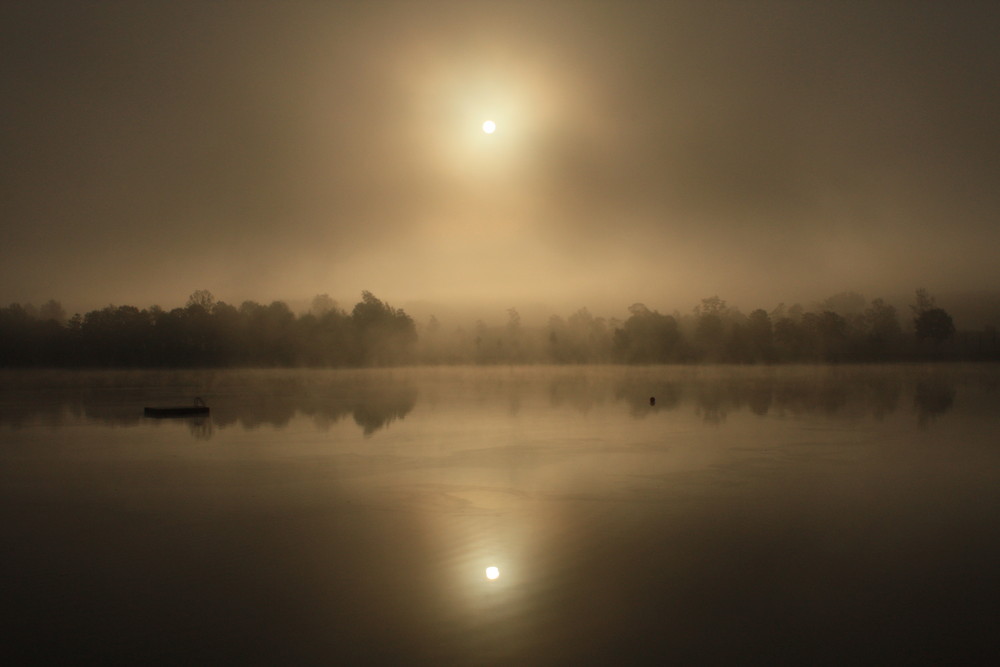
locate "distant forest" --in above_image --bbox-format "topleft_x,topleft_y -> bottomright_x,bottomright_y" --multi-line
1,289 -> 998,368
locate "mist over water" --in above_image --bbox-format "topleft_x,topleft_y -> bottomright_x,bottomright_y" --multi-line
2,365 -> 998,664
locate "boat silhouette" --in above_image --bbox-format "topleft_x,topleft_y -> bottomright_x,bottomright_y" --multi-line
144,397 -> 209,418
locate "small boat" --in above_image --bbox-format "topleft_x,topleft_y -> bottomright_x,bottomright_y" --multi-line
144,397 -> 210,418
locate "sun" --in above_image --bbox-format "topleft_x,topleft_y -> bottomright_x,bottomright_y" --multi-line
482,120 -> 496,134
485,565 -> 500,580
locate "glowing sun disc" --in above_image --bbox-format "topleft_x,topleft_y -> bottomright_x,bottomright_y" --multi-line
482,120 -> 496,134
485,566 -> 500,580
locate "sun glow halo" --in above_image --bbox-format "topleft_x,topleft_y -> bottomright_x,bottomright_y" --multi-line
482,120 -> 496,134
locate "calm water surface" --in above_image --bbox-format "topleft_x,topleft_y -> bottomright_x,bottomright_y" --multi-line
2,365 -> 998,664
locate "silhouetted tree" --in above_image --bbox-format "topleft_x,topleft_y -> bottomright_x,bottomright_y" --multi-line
694,297 -> 727,344
862,298 -> 902,358
235,300 -> 297,365
692,296 -> 737,360
614,303 -> 682,363
817,311 -> 849,361
547,308 -> 613,363
504,308 -> 526,362
186,289 -> 216,311
772,317 -> 806,361
310,294 -> 338,317
911,288 -> 936,317
351,291 -> 416,365
819,291 -> 867,317
800,311 -> 849,361
915,308 -> 955,345
296,306 -> 354,366
911,289 -> 955,347
79,305 -> 154,366
746,309 -> 775,362
38,299 -> 66,324
0,303 -> 66,365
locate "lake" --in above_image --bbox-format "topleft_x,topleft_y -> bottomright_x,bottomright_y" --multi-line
2,365 -> 998,665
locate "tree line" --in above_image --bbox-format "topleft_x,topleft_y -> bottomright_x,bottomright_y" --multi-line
420,289 -> 993,365
1,289 -> 997,368
0,291 -> 415,367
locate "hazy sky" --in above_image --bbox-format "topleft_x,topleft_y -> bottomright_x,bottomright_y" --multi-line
3,1 -> 998,318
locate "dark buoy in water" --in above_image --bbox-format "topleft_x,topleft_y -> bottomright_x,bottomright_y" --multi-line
649,396 -> 656,406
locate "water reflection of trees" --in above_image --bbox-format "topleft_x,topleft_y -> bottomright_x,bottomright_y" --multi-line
0,371 -> 417,437
694,383 -> 730,424
187,417 -> 213,440
348,385 -> 418,436
610,368 -> 916,423
543,367 -> 953,426
913,376 -> 956,427
0,367 -> 965,433
179,376 -> 419,437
